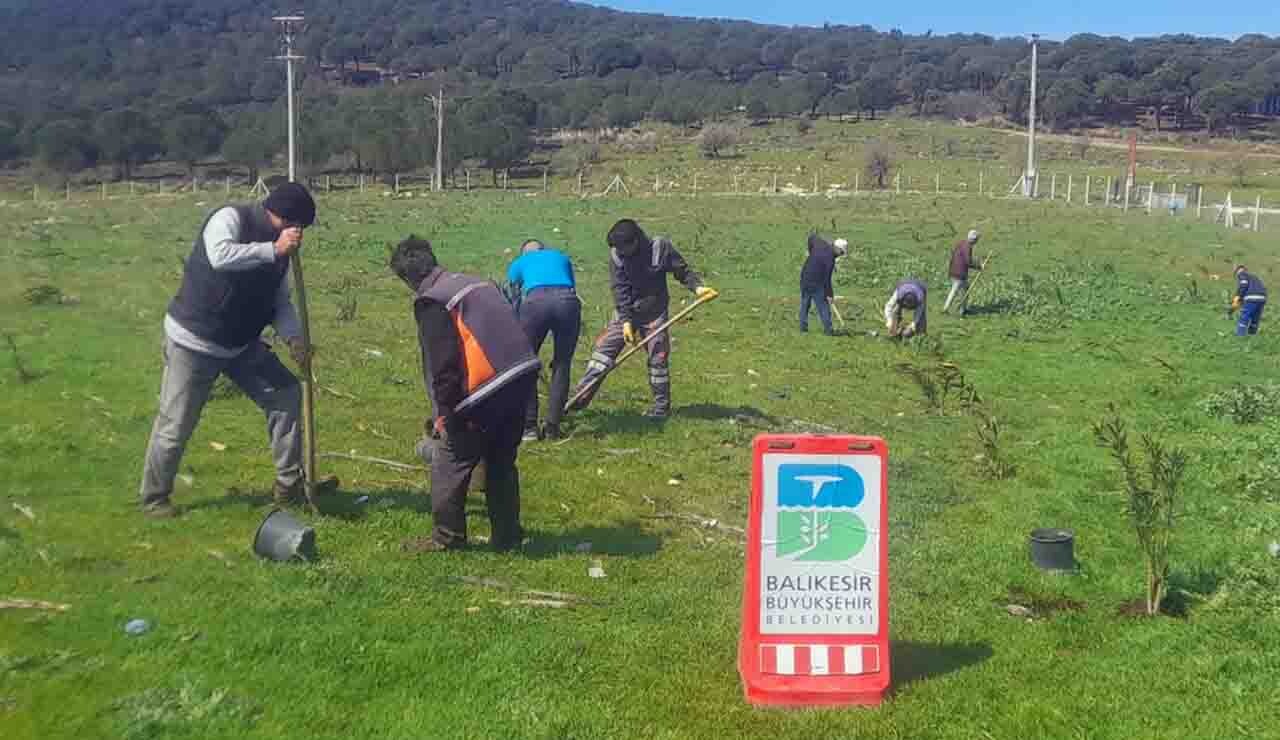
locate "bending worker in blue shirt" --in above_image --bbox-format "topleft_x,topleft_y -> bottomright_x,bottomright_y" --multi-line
507,240 -> 581,440
1232,264 -> 1267,336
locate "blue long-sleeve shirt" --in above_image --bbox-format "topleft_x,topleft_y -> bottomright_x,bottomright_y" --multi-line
1237,271 -> 1267,302
507,249 -> 575,297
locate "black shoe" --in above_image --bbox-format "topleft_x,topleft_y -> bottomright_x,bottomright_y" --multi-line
542,423 -> 563,440
141,499 -> 179,519
522,427 -> 540,443
274,475 -> 340,504
644,408 -> 670,420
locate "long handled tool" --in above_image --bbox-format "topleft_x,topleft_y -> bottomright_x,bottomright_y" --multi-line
828,298 -> 846,329
961,250 -> 997,307
564,291 -> 719,413
291,254 -> 319,514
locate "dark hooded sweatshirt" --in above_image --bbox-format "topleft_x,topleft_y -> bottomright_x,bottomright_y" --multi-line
610,237 -> 703,325
800,234 -> 837,298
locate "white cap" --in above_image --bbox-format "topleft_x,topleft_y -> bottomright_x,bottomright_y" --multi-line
833,238 -> 849,253
967,230 -> 980,242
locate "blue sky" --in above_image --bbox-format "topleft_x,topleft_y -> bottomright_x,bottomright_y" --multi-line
591,1 -> 1273,41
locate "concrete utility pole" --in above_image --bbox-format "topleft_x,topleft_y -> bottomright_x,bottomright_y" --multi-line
274,13 -> 319,509
425,88 -> 445,192
1023,34 -> 1039,197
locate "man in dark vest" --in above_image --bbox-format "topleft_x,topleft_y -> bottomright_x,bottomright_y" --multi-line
390,236 -> 540,553
138,183 -> 334,518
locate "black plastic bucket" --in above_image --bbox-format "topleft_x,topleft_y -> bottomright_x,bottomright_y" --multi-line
1029,528 -> 1075,572
253,509 -> 316,562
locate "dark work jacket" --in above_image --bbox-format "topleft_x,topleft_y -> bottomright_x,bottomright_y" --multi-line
168,205 -> 286,348
609,237 -> 703,325
800,234 -> 837,297
1237,271 -> 1267,302
949,239 -> 980,281
415,268 -> 540,419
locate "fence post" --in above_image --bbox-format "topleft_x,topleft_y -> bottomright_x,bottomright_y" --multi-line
1050,173 -> 1057,200
978,170 -> 984,197
1033,173 -> 1040,198
1255,196 -> 1262,232
734,172 -> 739,194
935,171 -> 940,194
395,174 -> 401,194
33,184 -> 38,202
1084,175 -> 1090,206
130,181 -> 136,197
655,173 -> 660,193
853,172 -> 858,194
503,170 -> 508,190
225,176 -> 230,196
468,170 -> 473,193
1067,174 -> 1073,204
575,171 -> 580,195
1147,181 -> 1154,214
66,182 -> 70,200
1123,180 -> 1130,212
101,182 -> 107,201
326,175 -> 332,192
1105,176 -> 1112,205
813,172 -> 819,194
773,173 -> 779,194
895,172 -> 901,195
545,168 -> 550,193
1197,186 -> 1203,220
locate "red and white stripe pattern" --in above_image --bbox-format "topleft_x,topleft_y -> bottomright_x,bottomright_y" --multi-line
760,644 -> 880,676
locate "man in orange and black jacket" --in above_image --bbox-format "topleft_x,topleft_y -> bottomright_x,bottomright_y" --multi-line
390,236 -> 540,553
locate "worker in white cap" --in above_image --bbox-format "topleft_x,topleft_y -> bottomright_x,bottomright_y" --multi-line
799,233 -> 846,335
943,229 -> 982,315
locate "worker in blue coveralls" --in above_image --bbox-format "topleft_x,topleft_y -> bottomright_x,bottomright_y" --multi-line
1231,264 -> 1266,336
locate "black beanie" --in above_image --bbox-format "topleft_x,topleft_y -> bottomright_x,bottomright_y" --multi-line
607,219 -> 647,257
264,182 -> 316,227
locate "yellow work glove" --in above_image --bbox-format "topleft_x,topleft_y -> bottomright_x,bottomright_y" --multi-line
695,286 -> 719,300
622,321 -> 637,344
1231,296 -> 1242,312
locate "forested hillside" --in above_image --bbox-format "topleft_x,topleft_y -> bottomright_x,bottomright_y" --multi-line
0,0 -> 1277,181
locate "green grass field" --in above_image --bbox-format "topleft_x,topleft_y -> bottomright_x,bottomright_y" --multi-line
4,177 -> 1280,738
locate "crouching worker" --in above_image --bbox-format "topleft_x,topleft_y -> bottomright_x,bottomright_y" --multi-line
885,279 -> 927,339
568,219 -> 717,419
138,183 -> 336,518
507,240 -> 581,441
390,236 -> 541,552
1232,264 -> 1267,337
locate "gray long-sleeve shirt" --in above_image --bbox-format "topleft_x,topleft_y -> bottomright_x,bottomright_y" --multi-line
164,207 -> 301,358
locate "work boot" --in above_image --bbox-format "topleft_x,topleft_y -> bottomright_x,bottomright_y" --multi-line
644,407 -> 670,421
274,475 -> 340,505
141,499 -> 179,519
542,423 -> 562,441
522,426 -> 540,443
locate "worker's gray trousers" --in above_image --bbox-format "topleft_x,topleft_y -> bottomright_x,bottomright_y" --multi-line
139,337 -> 302,506
943,278 -> 969,314
571,313 -> 671,415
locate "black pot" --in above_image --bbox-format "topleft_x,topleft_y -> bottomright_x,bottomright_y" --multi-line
1029,528 -> 1075,572
253,509 -> 316,562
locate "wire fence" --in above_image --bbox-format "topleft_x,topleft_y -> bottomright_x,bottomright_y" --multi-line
3,167 -> 1271,232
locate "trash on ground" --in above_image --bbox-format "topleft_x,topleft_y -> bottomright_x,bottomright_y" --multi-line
124,618 -> 151,635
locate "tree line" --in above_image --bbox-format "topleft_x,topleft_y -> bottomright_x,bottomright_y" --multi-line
0,0 -> 1277,180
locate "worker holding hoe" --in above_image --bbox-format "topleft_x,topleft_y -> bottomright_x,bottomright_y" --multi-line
885,278 -> 928,339
138,183 -> 336,518
507,239 -> 581,441
1231,264 -> 1267,336
799,233 -> 847,335
391,236 -> 540,553
568,219 -> 717,420
943,229 -> 982,315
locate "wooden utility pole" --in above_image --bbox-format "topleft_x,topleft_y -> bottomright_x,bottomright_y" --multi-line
425,88 -> 445,192
275,14 -> 319,511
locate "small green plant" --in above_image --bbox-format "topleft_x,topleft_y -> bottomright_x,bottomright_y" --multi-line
975,410 -> 1015,479
23,284 -> 63,306
1200,384 -> 1280,424
896,361 -> 981,415
113,679 -> 256,739
5,333 -> 35,383
336,294 -> 358,322
1093,413 -> 1187,617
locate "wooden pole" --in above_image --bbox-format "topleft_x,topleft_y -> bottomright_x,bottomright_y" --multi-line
1197,186 -> 1203,219
467,169 -> 472,193
655,173 -> 660,193
734,172 -> 739,194
774,172 -> 779,194
1255,196 -> 1262,232
935,171 -> 940,193
544,168 -> 549,193
978,170 -> 984,197
1051,173 -> 1057,200
814,172 -> 819,194
101,182 -> 107,200
853,171 -> 859,194
1147,180 -> 1154,214
1067,174 -> 1073,204
395,173 -> 400,194
66,182 -> 70,200
1123,179 -> 1130,212
326,175 -> 331,192
1084,175 -> 1090,206
563,291 -> 719,413
895,172 -> 901,195
1106,176 -> 1112,204
130,181 -> 135,197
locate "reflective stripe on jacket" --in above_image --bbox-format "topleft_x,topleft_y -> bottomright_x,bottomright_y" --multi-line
417,269 -> 541,414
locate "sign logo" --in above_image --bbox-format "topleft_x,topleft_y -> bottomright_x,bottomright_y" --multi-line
776,464 -> 867,562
